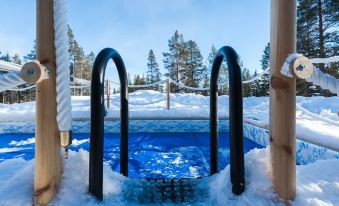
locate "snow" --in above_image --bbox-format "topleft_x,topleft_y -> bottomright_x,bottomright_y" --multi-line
0,90 -> 338,151
9,138 -> 35,146
0,148 -> 338,205
0,90 -> 338,204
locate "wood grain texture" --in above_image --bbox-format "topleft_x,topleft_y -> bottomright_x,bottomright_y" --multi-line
291,56 -> 313,79
270,0 -> 296,200
21,61 -> 46,84
34,0 -> 61,205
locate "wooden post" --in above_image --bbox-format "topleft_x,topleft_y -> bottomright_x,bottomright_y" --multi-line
167,79 -> 170,110
270,0 -> 296,200
34,0 -> 61,205
106,79 -> 110,109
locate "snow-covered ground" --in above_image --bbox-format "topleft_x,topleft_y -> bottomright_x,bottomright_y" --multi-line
0,148 -> 338,206
1,90 -> 338,151
0,90 -> 338,205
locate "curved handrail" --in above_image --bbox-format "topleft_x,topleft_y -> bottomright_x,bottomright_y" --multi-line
210,46 -> 245,195
89,48 -> 129,200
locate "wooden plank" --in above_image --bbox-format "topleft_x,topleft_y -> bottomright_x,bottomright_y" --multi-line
34,0 -> 61,205
270,0 -> 296,200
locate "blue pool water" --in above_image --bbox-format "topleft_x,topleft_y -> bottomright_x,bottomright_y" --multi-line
0,132 -> 263,178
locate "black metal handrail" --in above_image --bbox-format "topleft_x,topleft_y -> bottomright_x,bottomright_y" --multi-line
89,48 -> 129,200
210,46 -> 245,195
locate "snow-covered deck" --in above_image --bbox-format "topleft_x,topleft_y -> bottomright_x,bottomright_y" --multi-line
1,147 -> 338,205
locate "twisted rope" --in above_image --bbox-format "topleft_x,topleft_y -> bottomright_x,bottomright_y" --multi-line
0,60 -> 22,72
0,71 -> 26,92
281,53 -> 339,95
108,71 -> 271,91
109,80 -> 120,85
306,67 -> 339,95
107,95 -> 167,106
7,84 -> 36,91
128,80 -> 167,88
1,82 -> 90,92
242,68 -> 270,84
310,56 -> 339,64
74,77 -> 90,86
53,0 -> 72,131
70,85 -> 90,89
169,79 -> 210,91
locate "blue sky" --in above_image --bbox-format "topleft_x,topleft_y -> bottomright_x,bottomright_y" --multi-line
0,0 -> 270,81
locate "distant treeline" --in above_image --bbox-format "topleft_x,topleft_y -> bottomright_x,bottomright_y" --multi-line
128,0 -> 338,97
1,0 -> 337,104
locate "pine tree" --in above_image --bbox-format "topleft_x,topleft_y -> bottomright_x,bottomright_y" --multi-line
127,72 -> 133,93
23,41 -> 37,63
133,74 -> 147,86
0,52 -> 11,62
257,43 -> 270,96
12,54 -> 21,65
206,45 -> 228,95
163,30 -> 187,92
67,25 -> 94,96
201,65 -> 209,96
141,74 -> 146,86
297,0 -> 339,96
242,68 -> 252,97
146,49 -> 161,91
81,51 -> 95,95
251,70 -> 261,97
184,40 -> 204,91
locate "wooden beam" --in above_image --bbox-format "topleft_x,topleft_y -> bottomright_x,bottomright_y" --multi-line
34,0 -> 61,205
21,61 -> 47,84
270,0 -> 296,200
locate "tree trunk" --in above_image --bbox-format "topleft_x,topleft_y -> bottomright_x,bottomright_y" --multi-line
318,0 -> 325,70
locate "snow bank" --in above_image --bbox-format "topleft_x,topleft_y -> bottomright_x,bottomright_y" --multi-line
0,148 -> 338,205
208,148 -> 281,206
0,158 -> 34,205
